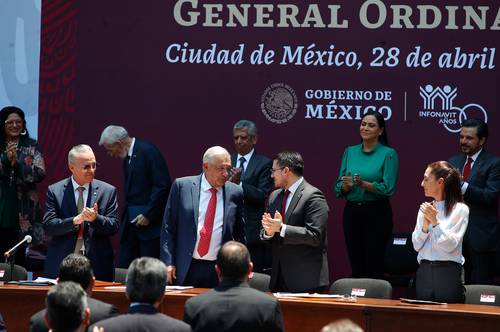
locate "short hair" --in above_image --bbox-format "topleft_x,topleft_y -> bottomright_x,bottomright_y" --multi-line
98,125 -> 129,145
233,120 -> 258,137
216,241 -> 251,280
58,254 -> 94,291
202,146 -> 230,165
46,281 -> 88,332
426,161 -> 463,217
68,144 -> 93,164
320,319 -> 364,332
461,118 -> 488,141
126,257 -> 167,304
273,151 -> 304,176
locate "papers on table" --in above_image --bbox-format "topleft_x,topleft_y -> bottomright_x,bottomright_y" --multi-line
400,298 -> 446,305
104,285 -> 194,292
8,277 -> 57,286
274,292 -> 344,299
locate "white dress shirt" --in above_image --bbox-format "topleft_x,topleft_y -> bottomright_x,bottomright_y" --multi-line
461,148 -> 481,194
192,174 -> 224,261
412,201 -> 469,264
236,149 -> 254,173
127,137 -> 136,163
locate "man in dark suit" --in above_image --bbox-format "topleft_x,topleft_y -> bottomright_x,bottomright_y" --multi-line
448,118 -> 500,284
90,257 -> 191,332
99,125 -> 171,268
229,120 -> 273,273
30,254 -> 119,332
43,145 -> 119,281
261,151 -> 329,293
161,146 -> 245,288
45,282 -> 90,332
184,241 -> 284,332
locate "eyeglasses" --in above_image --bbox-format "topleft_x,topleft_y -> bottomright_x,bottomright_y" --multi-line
5,120 -> 22,126
270,167 -> 285,174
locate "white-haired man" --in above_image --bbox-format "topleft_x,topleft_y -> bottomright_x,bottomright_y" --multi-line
161,146 -> 245,288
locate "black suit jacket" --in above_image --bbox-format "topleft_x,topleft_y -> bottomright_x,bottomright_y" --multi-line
184,279 -> 284,332
449,149 -> 500,251
30,297 -> 119,332
90,303 -> 191,332
122,138 -> 171,241
231,152 -> 272,243
0,314 -> 5,332
263,179 -> 329,292
42,178 -> 119,280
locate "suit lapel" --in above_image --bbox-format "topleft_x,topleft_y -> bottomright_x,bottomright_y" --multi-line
192,175 -> 202,225
285,181 -> 305,223
242,154 -> 257,181
125,140 -> 139,193
63,178 -> 77,217
222,184 -> 228,238
87,181 -> 98,208
468,150 -> 485,181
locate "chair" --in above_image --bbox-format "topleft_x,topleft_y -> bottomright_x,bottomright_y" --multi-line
0,263 -> 28,282
465,285 -> 500,306
248,272 -> 271,292
114,268 -> 128,284
383,232 -> 419,290
329,278 -> 392,299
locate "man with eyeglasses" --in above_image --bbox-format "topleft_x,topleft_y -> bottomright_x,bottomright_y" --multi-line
43,145 -> 119,281
261,151 -> 330,293
161,146 -> 245,288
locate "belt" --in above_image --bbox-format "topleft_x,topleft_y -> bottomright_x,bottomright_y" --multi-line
346,199 -> 388,207
420,260 -> 460,266
192,258 -> 216,264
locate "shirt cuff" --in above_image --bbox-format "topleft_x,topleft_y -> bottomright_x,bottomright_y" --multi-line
461,182 -> 468,195
261,229 -> 273,240
280,224 -> 287,237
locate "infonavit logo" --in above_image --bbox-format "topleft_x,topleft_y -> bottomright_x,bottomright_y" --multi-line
261,83 -> 298,124
418,84 -> 488,133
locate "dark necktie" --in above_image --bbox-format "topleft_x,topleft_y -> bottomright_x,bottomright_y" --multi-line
239,157 -> 246,173
462,157 -> 473,181
281,189 -> 290,217
198,188 -> 218,257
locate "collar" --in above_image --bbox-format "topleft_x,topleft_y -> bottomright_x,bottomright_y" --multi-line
216,279 -> 248,290
71,177 -> 90,191
127,137 -> 136,158
237,149 -> 254,164
129,303 -> 158,314
467,148 -> 482,162
201,173 -> 222,192
287,176 -> 304,195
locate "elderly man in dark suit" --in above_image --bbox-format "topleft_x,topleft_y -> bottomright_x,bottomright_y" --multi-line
30,254 -> 119,332
229,120 -> 273,273
161,146 -> 245,288
99,125 -> 171,268
448,118 -> 500,285
261,151 -> 330,293
90,257 -> 191,332
43,145 -> 119,281
184,241 -> 284,332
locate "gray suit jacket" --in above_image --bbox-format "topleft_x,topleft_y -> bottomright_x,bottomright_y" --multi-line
449,149 -> 500,251
263,179 -> 329,292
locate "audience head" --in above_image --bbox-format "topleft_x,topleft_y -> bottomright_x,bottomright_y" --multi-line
216,241 -> 253,282
233,120 -> 258,156
360,110 -> 388,146
272,151 -> 304,189
58,254 -> 95,294
459,118 -> 488,156
126,257 -> 167,307
320,319 -> 364,332
422,161 -> 462,216
99,125 -> 131,159
68,144 -> 96,186
45,281 -> 90,332
202,146 -> 231,188
0,106 -> 29,142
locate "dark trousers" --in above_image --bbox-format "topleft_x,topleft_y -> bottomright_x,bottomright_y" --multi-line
343,199 -> 393,279
119,226 -> 160,268
462,238 -> 496,285
416,260 -> 465,303
183,259 -> 218,288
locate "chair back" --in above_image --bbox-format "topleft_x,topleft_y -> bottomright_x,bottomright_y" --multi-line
329,278 -> 392,299
0,263 -> 28,282
465,285 -> 500,306
248,272 -> 271,292
384,232 -> 418,275
114,268 -> 128,284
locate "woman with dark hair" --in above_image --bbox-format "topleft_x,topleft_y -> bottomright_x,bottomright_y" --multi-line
335,110 -> 399,278
0,106 -> 46,268
412,161 -> 469,303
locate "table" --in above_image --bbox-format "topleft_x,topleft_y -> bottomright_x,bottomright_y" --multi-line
1,284 -> 499,332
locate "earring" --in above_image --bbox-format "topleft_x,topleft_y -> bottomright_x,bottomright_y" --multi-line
21,129 -> 27,135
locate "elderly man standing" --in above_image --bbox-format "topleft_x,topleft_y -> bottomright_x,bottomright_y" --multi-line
43,145 -> 119,281
229,120 -> 273,273
161,146 -> 245,288
99,125 -> 171,268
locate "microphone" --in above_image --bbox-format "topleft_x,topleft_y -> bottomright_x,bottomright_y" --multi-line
4,235 -> 32,260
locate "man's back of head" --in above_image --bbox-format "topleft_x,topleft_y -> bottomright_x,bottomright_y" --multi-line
45,281 -> 89,332
216,241 -> 252,282
126,257 -> 167,305
58,254 -> 94,293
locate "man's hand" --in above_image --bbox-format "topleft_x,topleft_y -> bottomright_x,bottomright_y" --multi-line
228,167 -> 242,184
167,265 -> 176,285
133,214 -> 150,227
82,203 -> 98,222
261,211 -> 283,236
